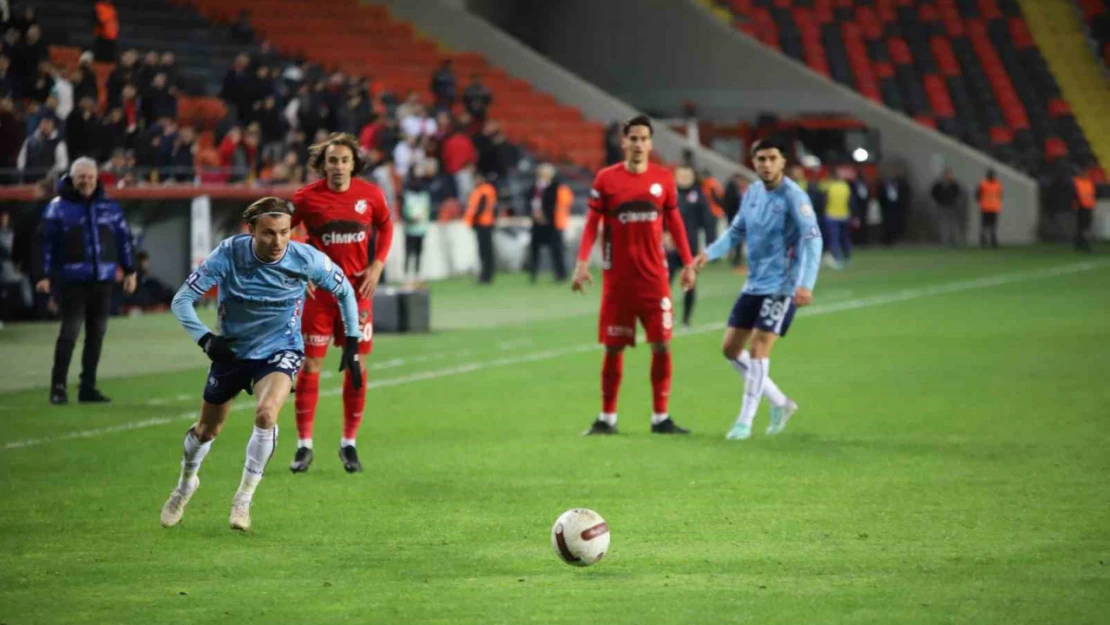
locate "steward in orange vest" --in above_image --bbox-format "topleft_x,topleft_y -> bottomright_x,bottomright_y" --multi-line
976,169 -> 1002,248
464,173 -> 498,283
1073,173 -> 1096,252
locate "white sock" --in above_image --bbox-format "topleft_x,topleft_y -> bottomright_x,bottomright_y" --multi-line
599,412 -> 617,426
178,428 -> 213,490
738,358 -> 769,426
651,412 -> 669,425
238,425 -> 278,500
731,350 -> 788,408
340,437 -> 356,448
298,438 -> 313,450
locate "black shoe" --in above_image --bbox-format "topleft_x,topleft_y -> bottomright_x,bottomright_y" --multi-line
78,388 -> 111,403
339,445 -> 363,473
582,419 -> 619,436
651,418 -> 690,435
49,384 -> 68,405
290,446 -> 314,473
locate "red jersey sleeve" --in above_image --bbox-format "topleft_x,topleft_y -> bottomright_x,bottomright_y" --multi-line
661,169 -> 679,213
369,185 -> 394,264
587,169 -> 606,213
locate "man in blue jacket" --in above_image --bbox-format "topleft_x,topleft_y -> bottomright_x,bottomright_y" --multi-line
35,157 -> 137,405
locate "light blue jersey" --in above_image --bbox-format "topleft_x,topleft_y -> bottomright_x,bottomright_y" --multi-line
171,234 -> 359,360
705,176 -> 823,296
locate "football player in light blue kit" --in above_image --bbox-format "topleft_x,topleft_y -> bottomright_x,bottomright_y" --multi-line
161,197 -> 363,531
694,138 -> 823,440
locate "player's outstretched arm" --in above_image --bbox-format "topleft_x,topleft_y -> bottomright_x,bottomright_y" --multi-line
702,210 -> 746,266
308,247 -> 363,388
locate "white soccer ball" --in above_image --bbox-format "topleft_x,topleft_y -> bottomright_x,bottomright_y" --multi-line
551,508 -> 610,567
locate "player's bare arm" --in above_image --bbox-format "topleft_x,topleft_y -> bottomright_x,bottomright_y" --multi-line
354,259 -> 385,299
571,260 -> 593,293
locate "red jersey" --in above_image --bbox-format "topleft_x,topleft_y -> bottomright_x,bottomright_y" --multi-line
580,163 -> 692,291
292,178 -> 394,278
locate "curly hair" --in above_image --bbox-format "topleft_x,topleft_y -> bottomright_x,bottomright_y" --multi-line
307,132 -> 365,176
242,196 -> 295,224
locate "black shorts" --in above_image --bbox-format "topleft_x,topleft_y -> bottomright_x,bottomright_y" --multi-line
728,293 -> 797,337
202,350 -> 304,405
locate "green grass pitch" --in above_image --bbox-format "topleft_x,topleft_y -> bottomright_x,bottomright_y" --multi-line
1,248 -> 1108,624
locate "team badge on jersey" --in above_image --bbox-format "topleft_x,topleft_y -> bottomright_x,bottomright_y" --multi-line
800,203 -> 814,218
354,199 -> 368,214
650,183 -> 663,197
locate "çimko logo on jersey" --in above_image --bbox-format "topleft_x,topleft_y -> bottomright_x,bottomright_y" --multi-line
616,200 -> 661,225
319,220 -> 369,246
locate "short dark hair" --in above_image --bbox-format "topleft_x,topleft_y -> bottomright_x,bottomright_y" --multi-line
243,197 -> 295,224
307,132 -> 365,176
622,115 -> 653,137
750,137 -> 787,158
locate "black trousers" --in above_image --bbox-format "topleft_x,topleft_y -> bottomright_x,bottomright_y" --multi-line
1076,209 -> 1093,251
475,226 -> 494,283
667,251 -> 696,326
980,212 -> 999,248
404,234 -> 425,276
52,281 -> 113,390
529,226 -> 567,282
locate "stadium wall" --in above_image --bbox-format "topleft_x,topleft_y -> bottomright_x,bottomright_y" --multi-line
368,0 -> 756,183
463,0 -> 1042,245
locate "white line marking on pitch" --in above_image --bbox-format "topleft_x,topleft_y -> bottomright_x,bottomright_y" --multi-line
4,260 -> 1105,451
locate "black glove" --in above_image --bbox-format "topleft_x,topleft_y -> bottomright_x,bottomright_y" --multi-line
339,337 -> 363,389
199,333 -> 237,363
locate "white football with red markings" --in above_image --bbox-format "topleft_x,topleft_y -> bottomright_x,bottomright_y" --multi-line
551,508 -> 610,567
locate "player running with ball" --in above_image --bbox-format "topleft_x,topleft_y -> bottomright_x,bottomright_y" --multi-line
574,115 -> 698,435
694,138 -> 823,440
161,197 -> 363,531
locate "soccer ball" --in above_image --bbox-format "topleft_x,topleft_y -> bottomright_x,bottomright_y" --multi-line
551,508 -> 610,567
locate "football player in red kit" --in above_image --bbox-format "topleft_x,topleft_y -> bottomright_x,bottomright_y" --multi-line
289,133 -> 393,473
573,115 -> 697,435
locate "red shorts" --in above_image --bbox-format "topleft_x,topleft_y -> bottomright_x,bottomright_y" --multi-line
598,287 -> 674,348
302,290 -> 373,358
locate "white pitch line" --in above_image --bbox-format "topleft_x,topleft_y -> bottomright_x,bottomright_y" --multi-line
4,260 -> 1106,452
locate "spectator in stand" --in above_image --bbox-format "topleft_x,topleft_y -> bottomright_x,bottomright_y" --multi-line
358,113 -> 384,154
269,150 -> 304,185
242,123 -> 262,179
462,73 -> 492,124
92,0 -> 119,63
65,96 -> 100,160
49,65 -> 74,120
99,148 -> 133,186
474,120 -> 513,183
12,24 -> 46,95
120,83 -> 139,128
26,59 -> 52,103
160,51 -> 182,93
931,168 -> 964,247
164,124 -> 195,183
430,58 -> 456,111
132,120 -> 163,182
18,116 -> 67,183
220,53 -> 252,122
218,125 -> 245,181
401,101 -> 436,139
72,60 -> 99,104
107,49 -> 138,109
0,54 -> 15,98
256,94 -> 285,163
230,9 -> 255,44
396,90 -> 421,121
392,133 -> 424,182
141,73 -> 177,129
0,94 -> 23,183
102,105 -> 132,159
136,50 -> 160,94
423,157 -> 453,206
441,118 -> 477,201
